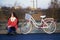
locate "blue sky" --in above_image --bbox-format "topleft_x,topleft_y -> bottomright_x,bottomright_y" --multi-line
0,0 -> 51,9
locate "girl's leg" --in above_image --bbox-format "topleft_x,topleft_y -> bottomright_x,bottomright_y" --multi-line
11,27 -> 16,34
7,27 -> 12,34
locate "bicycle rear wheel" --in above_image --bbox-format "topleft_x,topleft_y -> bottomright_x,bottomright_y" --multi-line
21,22 -> 32,34
42,22 -> 56,34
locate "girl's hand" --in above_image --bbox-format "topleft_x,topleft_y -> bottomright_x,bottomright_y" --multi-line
8,25 -> 11,28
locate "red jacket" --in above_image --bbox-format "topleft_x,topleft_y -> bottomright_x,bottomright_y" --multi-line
8,17 -> 18,29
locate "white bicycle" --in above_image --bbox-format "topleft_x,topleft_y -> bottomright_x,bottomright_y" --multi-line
21,14 -> 56,34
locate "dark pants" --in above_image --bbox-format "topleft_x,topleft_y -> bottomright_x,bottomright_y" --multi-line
8,27 -> 16,34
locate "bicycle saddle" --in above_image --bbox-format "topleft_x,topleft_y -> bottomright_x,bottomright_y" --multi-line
40,15 -> 46,18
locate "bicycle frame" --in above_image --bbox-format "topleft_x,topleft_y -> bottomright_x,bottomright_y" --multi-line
30,16 -> 49,28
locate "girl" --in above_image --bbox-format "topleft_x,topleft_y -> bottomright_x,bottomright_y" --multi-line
7,12 -> 18,35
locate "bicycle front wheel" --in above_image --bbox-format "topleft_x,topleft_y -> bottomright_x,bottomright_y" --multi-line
21,22 -> 32,34
43,22 -> 56,34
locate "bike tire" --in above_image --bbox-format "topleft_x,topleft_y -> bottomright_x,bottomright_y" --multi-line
21,22 -> 32,34
42,22 -> 56,34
